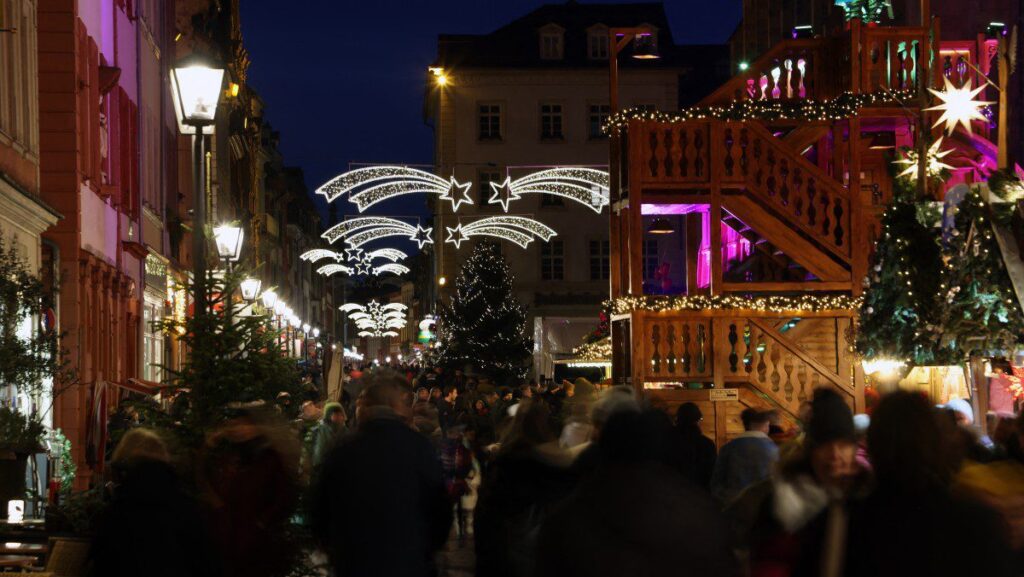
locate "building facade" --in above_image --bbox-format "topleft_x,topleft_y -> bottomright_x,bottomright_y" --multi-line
428,1 -> 726,378
0,0 -> 61,420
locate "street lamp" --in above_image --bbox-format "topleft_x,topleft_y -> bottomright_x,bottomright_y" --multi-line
170,53 -> 224,317
240,277 -> 262,301
302,323 -> 311,334
312,327 -> 320,338
213,225 -> 244,262
261,289 -> 278,311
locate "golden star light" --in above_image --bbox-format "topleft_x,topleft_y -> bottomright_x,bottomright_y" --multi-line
893,137 -> 955,180
926,78 -> 993,136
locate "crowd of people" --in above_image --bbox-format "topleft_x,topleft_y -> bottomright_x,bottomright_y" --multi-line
85,363 -> 1024,577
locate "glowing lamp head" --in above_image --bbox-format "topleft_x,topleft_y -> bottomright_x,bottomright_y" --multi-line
213,225 -> 244,262
312,327 -> 320,338
647,218 -> 675,234
438,276 -> 447,287
169,53 -> 225,135
289,315 -> 301,329
738,61 -> 750,71
261,289 -> 278,310
240,277 -> 262,301
861,357 -> 906,379
631,33 -> 660,59
429,66 -> 447,86
302,323 -> 311,334
273,300 -> 287,317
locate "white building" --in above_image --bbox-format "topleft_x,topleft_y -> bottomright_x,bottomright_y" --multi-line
427,1 -> 726,378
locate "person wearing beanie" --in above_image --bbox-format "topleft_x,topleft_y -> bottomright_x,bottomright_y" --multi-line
731,389 -> 868,577
309,401 -> 348,468
711,408 -> 779,505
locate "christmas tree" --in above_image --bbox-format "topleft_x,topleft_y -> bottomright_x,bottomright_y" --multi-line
857,198 -> 947,365
436,241 -> 532,384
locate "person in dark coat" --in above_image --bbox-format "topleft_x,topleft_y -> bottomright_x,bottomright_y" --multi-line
311,372 -> 452,577
475,399 -> 576,577
90,429 -> 218,577
793,391 -> 1016,577
535,409 -> 736,577
673,402 -> 717,490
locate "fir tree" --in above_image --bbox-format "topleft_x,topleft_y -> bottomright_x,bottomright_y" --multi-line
154,268 -> 300,447
857,199 -> 946,364
436,241 -> 532,383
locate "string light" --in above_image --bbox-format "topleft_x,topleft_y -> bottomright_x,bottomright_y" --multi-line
603,89 -> 914,135
322,216 -> 433,249
926,78 -> 992,135
612,294 -> 862,315
374,263 -> 411,276
300,249 -> 345,263
488,168 -> 609,212
893,137 -> 955,179
317,264 -> 353,277
445,216 -> 557,249
340,300 -> 408,337
317,166 -> 475,212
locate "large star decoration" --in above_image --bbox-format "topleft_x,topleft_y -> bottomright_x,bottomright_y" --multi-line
409,224 -> 434,249
445,224 -> 471,248
354,261 -> 373,276
487,176 -> 522,212
344,247 -> 364,262
926,78 -> 993,136
894,137 -> 955,180
439,177 -> 474,212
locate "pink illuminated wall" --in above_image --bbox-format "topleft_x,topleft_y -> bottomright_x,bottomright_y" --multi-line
642,204 -> 752,290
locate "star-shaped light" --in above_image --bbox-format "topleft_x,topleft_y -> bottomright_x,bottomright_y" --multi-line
438,177 -> 474,212
354,260 -> 373,276
487,176 -> 522,212
445,224 -> 471,248
409,224 -> 434,249
894,137 -> 955,179
345,247 -> 364,262
926,78 -> 993,135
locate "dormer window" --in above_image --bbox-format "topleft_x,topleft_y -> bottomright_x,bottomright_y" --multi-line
539,25 -> 564,60
588,26 -> 609,60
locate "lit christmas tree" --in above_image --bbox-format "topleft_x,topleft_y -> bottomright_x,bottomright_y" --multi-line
436,241 -> 532,384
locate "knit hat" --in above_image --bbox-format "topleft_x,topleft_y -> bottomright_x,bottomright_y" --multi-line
322,402 -> 344,420
943,398 -> 974,426
806,388 -> 855,446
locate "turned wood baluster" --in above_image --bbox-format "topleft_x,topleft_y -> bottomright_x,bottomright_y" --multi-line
784,58 -> 794,99
766,148 -> 777,198
664,128 -> 677,178
651,324 -> 662,374
743,321 -> 753,374
679,129 -> 689,178
771,65 -> 782,99
724,127 -> 735,178
793,167 -> 805,218
666,324 -> 677,374
739,128 -> 750,177
694,129 -> 706,178
779,158 -> 791,207
697,323 -> 708,374
769,339 -> 782,393
728,322 -> 739,373
783,353 -> 795,402
833,196 -> 846,249
648,128 -> 660,178
681,322 -> 692,374
797,57 -> 807,99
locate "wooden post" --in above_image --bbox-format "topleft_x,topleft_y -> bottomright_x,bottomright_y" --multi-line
849,117 -> 865,294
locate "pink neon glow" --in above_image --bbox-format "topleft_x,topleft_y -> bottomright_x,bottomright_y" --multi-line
642,204 -> 751,289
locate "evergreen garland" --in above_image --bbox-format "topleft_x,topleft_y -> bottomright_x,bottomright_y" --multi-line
436,242 -> 532,384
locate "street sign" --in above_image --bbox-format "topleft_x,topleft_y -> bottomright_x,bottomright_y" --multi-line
709,389 -> 739,402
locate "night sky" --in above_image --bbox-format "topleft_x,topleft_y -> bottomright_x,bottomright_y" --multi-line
241,0 -> 742,221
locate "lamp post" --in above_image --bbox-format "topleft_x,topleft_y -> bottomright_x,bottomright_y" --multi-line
170,53 -> 225,317
273,300 -> 287,353
213,224 -> 243,324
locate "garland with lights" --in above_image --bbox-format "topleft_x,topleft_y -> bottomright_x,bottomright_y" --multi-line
603,89 -> 913,135
436,241 -> 532,383
612,294 -> 862,315
572,338 -> 612,362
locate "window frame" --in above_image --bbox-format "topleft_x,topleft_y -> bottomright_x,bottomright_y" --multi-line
539,102 -> 564,141
588,29 -> 609,60
589,239 -> 611,280
540,239 -> 565,281
587,103 -> 610,140
477,102 -> 503,141
539,28 -> 564,60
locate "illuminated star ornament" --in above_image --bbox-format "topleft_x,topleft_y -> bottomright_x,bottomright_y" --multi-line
300,249 -> 346,264
316,166 -> 474,213
490,168 -> 609,213
340,300 -> 408,338
317,264 -> 354,277
445,216 -> 557,249
344,248 -> 364,262
929,77 -> 991,136
894,137 -> 955,179
926,77 -> 993,135
323,217 -> 433,249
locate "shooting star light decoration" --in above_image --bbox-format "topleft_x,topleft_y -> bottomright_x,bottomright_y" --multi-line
488,168 -> 609,212
340,300 -> 408,338
445,215 -> 557,249
300,249 -> 346,264
317,264 -> 354,277
323,217 -> 434,249
316,166 -> 474,212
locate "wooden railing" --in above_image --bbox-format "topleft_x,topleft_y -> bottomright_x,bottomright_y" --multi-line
635,311 -> 858,417
859,27 -> 931,94
702,39 -> 825,105
630,119 -> 852,263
